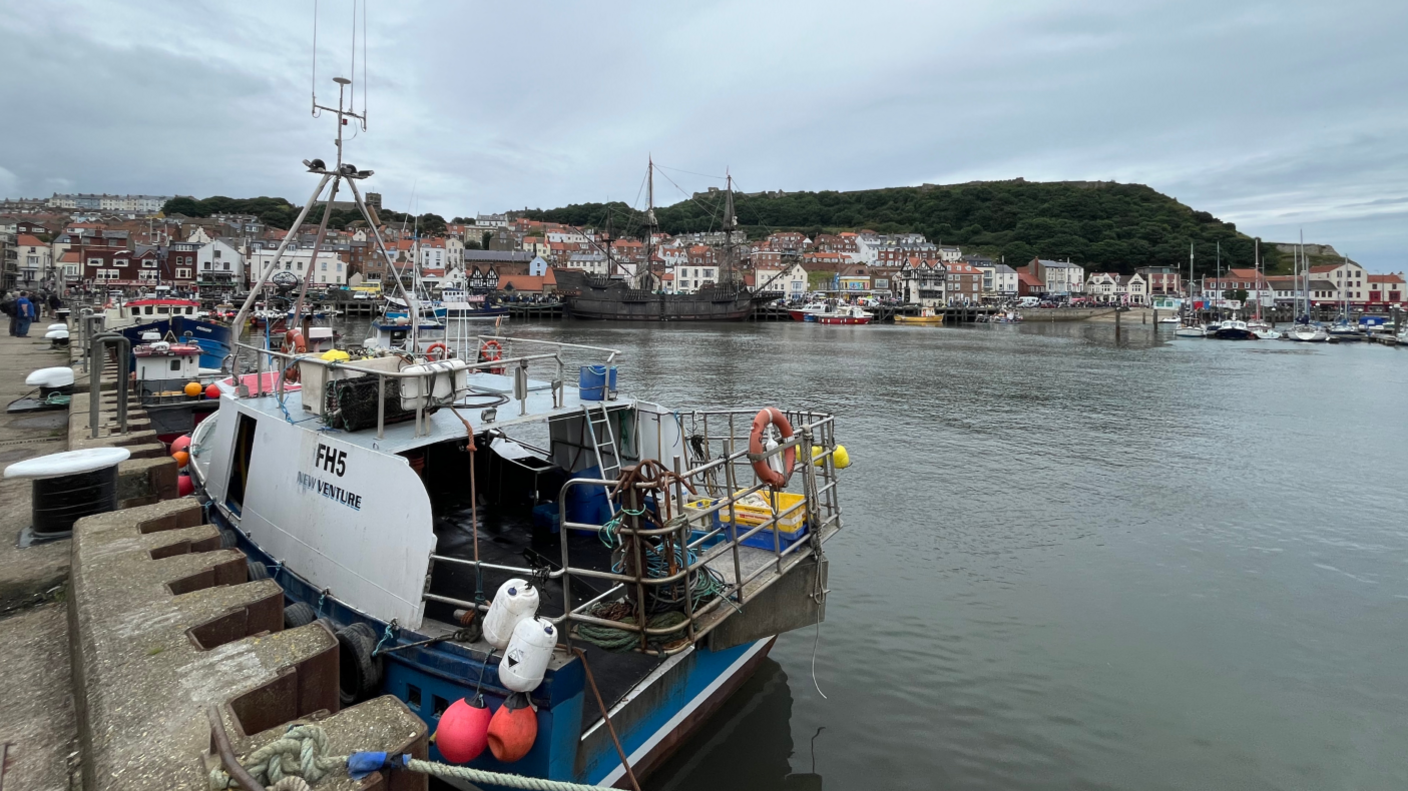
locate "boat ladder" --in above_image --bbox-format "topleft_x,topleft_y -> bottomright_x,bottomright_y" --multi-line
582,403 -> 622,513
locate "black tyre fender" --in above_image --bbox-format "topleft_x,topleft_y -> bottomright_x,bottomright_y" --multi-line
246,560 -> 269,581
283,601 -> 316,629
336,622 -> 383,705
219,529 -> 238,549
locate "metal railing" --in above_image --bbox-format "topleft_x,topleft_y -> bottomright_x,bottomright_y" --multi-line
420,408 -> 843,655
231,336 -> 622,438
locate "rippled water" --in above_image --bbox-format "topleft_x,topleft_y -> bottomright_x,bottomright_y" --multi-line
360,317 -> 1408,790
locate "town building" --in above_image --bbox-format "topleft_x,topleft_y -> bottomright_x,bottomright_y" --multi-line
899,262 -> 945,307
249,248 -> 347,287
14,234 -> 51,287
944,261 -> 982,304
1022,258 -> 1085,296
1366,273 -> 1405,306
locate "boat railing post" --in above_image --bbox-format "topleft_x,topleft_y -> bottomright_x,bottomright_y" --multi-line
723,439 -> 744,607
559,481 -> 574,652
376,374 -> 385,439
624,483 -> 650,651
673,455 -> 697,643
114,336 -> 129,434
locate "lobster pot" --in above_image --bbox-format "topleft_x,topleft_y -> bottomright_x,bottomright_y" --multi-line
500,617 -> 556,693
578,365 -> 617,402
400,359 -> 471,411
301,354 -> 402,416
483,579 -> 539,650
324,376 -> 414,432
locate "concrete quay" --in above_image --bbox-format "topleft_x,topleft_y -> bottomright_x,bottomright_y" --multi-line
0,330 -> 427,790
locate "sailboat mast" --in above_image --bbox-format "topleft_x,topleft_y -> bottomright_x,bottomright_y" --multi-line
1254,238 -> 1261,321
643,157 -> 657,290
723,171 -> 736,287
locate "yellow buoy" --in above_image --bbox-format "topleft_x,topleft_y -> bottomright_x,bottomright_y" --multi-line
321,349 -> 351,362
183,381 -> 202,398
812,444 -> 852,469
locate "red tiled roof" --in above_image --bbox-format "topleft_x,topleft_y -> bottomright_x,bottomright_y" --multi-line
16,234 -> 43,246
1368,273 -> 1405,284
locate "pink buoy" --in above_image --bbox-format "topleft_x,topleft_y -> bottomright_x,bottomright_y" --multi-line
205,383 -> 222,400
170,435 -> 191,454
177,474 -> 195,497
434,697 -> 491,764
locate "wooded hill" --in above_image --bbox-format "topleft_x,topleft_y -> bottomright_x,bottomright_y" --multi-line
522,179 -> 1283,277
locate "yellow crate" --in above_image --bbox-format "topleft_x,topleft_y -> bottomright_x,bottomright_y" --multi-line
727,490 -> 808,533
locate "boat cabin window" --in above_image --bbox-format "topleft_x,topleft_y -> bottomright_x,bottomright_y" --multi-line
169,360 -> 182,372
157,307 -> 169,315
226,414 -> 258,515
144,306 -> 154,315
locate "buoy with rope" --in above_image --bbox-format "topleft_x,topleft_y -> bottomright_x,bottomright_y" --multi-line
425,342 -> 448,361
478,339 -> 504,374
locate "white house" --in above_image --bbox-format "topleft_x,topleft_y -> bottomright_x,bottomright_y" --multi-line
1308,260 -> 1369,305
1086,272 -> 1149,305
755,262 -> 808,299
14,234 -> 52,286
249,248 -> 347,287
899,262 -> 946,307
196,238 -> 244,286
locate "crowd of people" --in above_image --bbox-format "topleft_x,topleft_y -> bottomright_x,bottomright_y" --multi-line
2,290 -> 62,338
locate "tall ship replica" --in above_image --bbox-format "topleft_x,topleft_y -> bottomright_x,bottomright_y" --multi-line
182,39 -> 847,788
555,161 -> 762,321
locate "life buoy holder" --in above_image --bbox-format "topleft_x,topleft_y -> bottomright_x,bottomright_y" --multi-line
281,330 -> 307,383
425,342 -> 448,361
748,407 -> 795,488
479,339 -> 504,375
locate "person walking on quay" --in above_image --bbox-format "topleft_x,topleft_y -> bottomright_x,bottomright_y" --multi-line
14,291 -> 36,337
47,291 -> 62,318
2,291 -> 16,336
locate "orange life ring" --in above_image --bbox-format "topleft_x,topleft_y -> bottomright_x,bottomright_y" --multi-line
748,407 -> 795,488
282,329 -> 307,354
426,342 -> 448,361
479,339 -> 504,374
281,330 -> 306,383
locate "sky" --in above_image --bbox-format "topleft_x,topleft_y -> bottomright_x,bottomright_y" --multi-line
2,0 -> 1405,271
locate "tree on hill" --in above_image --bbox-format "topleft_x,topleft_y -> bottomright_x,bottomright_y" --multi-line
521,181 -> 1281,277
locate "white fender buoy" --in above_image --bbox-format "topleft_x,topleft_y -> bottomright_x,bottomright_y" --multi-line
482,579 -> 539,650
500,617 -> 556,693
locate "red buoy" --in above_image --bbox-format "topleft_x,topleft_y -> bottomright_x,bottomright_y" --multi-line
205,383 -> 221,400
487,692 -> 537,763
435,697 -> 490,764
177,474 -> 194,497
170,435 -> 191,454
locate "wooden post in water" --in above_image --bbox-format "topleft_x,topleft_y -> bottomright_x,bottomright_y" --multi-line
1115,305 -> 1122,340
1152,308 -> 1158,326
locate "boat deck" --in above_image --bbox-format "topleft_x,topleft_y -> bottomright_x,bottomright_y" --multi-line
229,371 -> 630,455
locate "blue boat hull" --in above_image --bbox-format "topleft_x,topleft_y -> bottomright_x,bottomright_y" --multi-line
211,514 -> 770,785
121,317 -> 232,370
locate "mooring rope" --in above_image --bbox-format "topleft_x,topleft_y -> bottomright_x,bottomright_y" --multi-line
209,723 -> 611,791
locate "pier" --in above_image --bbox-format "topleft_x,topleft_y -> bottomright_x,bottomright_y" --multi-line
0,328 -> 428,791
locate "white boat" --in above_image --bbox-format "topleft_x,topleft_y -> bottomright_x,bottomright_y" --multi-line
1247,320 -> 1281,340
1157,316 -> 1180,324
1285,324 -> 1329,342
1175,324 -> 1206,338
186,71 -> 846,787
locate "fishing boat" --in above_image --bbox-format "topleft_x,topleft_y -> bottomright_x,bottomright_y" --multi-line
787,303 -> 829,322
131,336 -> 220,443
815,305 -> 873,325
894,307 -> 944,325
1174,323 -> 1206,338
108,297 -> 232,371
187,71 -> 844,788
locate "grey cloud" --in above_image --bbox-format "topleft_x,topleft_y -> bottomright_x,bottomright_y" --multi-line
1,0 -> 1404,270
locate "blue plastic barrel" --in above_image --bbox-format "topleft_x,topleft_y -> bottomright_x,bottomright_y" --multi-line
578,365 -> 617,401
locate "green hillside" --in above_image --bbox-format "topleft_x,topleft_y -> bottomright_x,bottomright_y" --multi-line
522,180 -> 1281,277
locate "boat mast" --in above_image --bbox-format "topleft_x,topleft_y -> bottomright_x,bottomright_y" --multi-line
1254,238 -> 1262,321
642,156 -> 657,291
722,171 -> 736,288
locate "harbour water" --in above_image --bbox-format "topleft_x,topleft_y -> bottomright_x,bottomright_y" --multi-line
358,318 -> 1408,790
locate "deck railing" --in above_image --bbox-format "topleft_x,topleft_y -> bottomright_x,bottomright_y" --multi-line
230,336 -> 622,438
423,408 -> 843,655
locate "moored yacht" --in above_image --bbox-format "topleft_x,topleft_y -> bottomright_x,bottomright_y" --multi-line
1210,319 -> 1258,340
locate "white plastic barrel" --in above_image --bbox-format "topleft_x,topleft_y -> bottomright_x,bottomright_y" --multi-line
483,578 -> 539,650
399,359 -> 470,410
500,617 -> 556,693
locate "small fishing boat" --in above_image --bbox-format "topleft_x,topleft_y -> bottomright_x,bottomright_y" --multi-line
1158,315 -> 1181,324
786,303 -> 828,322
131,336 -> 221,443
1174,323 -> 1206,338
815,305 -> 873,325
1326,319 -> 1364,341
894,307 -> 944,325
109,297 -> 232,371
